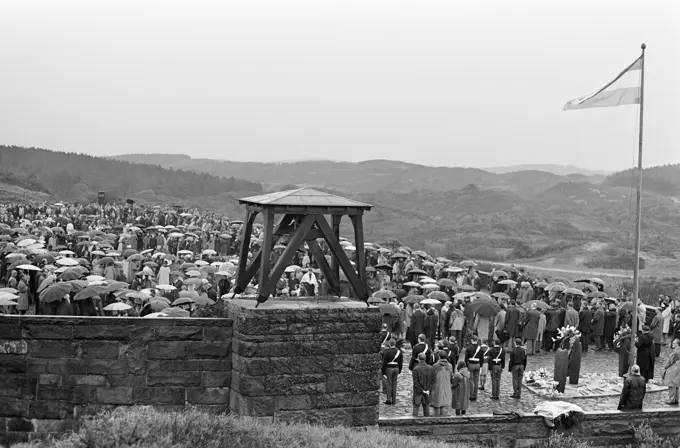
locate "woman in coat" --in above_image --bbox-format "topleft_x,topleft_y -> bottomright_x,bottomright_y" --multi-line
395,303 -> 408,341
451,360 -> 470,416
603,304 -> 618,350
618,364 -> 646,410
431,351 -> 453,416
16,272 -> 29,315
616,327 -> 633,377
636,326 -> 656,382
450,305 -> 465,348
662,338 -> 680,405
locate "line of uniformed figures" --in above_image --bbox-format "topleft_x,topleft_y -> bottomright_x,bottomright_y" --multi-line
381,334 -> 528,416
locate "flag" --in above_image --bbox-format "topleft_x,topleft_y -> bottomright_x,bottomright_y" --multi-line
563,57 -> 642,111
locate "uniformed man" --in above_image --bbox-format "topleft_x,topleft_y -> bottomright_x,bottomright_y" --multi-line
381,339 -> 403,405
509,337 -> 527,399
409,334 -> 434,370
465,335 -> 483,401
488,338 -> 506,400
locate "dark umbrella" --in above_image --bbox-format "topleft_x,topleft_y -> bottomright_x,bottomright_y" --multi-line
429,291 -> 450,302
407,268 -> 427,276
367,296 -> 385,305
194,296 -> 216,306
456,284 -> 476,292
172,297 -> 195,307
39,283 -> 73,303
162,307 -> 190,317
97,257 -> 115,266
74,286 -> 108,301
492,292 -> 511,300
402,294 -> 425,305
372,290 -> 396,300
374,263 -> 392,270
147,299 -> 171,312
60,270 -> 82,281
465,298 -> 501,317
379,303 -> 400,317
437,278 -> 455,288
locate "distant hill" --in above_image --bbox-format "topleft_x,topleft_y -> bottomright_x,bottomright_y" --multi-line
482,164 -> 611,177
603,164 -> 680,197
0,146 -> 262,209
112,154 -> 605,195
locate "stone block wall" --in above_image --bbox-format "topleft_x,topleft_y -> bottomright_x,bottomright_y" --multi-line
0,316 -> 232,444
379,408 -> 680,447
227,300 -> 382,426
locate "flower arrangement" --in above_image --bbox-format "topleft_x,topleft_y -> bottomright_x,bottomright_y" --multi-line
552,326 -> 581,351
613,325 -> 632,350
525,367 -> 549,383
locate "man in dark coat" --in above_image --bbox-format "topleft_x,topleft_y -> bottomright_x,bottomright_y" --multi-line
445,336 -> 460,366
503,301 -> 521,349
410,303 -> 426,347
592,302 -> 606,351
522,304 -> 541,355
488,338 -> 505,400
465,335 -> 483,401
544,302 -> 565,352
636,325 -> 656,382
423,307 -> 439,350
381,339 -> 403,405
409,334 -> 434,370
412,352 -> 435,417
508,338 -> 527,398
618,364 -> 646,410
578,302 -> 592,352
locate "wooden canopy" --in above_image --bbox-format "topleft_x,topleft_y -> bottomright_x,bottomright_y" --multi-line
233,188 -> 373,306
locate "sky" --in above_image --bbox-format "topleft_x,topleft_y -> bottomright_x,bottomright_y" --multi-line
0,0 -> 677,171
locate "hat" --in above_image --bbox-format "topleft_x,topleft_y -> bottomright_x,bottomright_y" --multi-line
642,325 -> 650,332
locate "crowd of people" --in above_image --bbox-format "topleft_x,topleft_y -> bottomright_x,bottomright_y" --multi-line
1,200 -> 679,412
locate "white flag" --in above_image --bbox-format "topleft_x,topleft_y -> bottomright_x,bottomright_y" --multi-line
564,57 -> 642,111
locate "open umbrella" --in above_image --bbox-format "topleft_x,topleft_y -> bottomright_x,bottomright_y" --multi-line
428,291 -> 450,302
589,278 -> 605,286
491,270 -> 509,278
553,277 -> 571,285
0,298 -> 18,306
179,290 -> 199,299
74,286 -> 108,301
372,290 -> 396,300
564,288 -> 586,297
402,294 -> 425,305
420,277 -> 437,284
523,300 -> 550,311
38,275 -> 56,293
39,283 -> 73,303
374,263 -> 393,270
421,283 -> 439,291
498,279 -> 517,286
403,281 -> 421,288
456,284 -> 476,292
97,257 -> 115,266
472,292 -> 493,301
460,260 -> 477,268
465,298 -> 501,317
172,297 -> 195,307
16,264 -> 41,271
379,303 -> 400,316
407,268 -> 427,276
162,307 -> 191,317
453,292 -> 474,300
194,296 -> 216,306
588,291 -> 607,299
86,275 -> 106,282
437,278 -> 455,288
56,258 -> 79,267
420,298 -> 440,306
183,278 -> 202,286
104,302 -> 132,312
491,292 -> 511,300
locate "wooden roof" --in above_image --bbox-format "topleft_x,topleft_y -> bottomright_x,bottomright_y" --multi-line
239,188 -> 372,210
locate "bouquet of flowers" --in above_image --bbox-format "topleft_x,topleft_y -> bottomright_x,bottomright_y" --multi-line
525,367 -> 549,383
552,326 -> 581,352
613,326 -> 632,350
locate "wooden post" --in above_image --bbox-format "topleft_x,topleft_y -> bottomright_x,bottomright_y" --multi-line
308,239 -> 339,295
259,215 -> 315,300
331,215 -> 341,287
351,214 -> 367,293
256,211 -> 275,305
241,213 -> 296,289
315,214 -> 368,300
234,210 -> 257,292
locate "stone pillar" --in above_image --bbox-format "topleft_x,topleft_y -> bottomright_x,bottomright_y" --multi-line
227,299 -> 382,426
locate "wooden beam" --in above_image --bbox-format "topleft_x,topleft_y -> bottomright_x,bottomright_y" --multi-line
234,209 -> 258,292
331,215 -> 341,287
245,205 -> 367,215
308,239 -> 339,295
258,215 -> 316,301
241,214 -> 297,287
256,211 -> 275,306
351,214 -> 367,292
314,214 -> 368,300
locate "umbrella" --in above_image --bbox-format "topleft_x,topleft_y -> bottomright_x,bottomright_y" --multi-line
195,260 -> 209,267
428,291 -> 450,302
162,307 -> 191,317
74,286 -> 108,301
403,281 -> 421,288
0,292 -> 19,300
194,296 -> 216,306
535,282 -> 549,289
437,278 -> 455,288
589,278 -> 605,285
498,279 -> 517,286
491,270 -> 509,278
179,290 -> 199,299
545,282 -> 566,292
65,280 -> 89,293
16,264 -> 41,271
56,258 -> 79,267
564,288 -> 586,297
553,277 -> 571,285
372,290 -> 396,300
421,283 -> 439,291
456,284 -> 476,292
472,292 -> 493,301
104,302 -> 132,312
420,298 -> 440,305
390,253 -> 407,260
86,275 -> 106,282
184,278 -> 202,286
0,287 -> 18,294
413,250 -> 427,257
402,294 -> 425,305
583,284 -> 598,293
128,254 -> 144,262
420,277 -> 437,284
146,299 -> 170,312
523,300 -> 550,311
574,277 -> 590,283
172,297 -> 195,307
453,292 -> 474,300
180,262 -> 197,270
284,265 -> 300,273
465,298 -> 501,317
38,275 -> 56,293
379,303 -> 400,316
39,283 -> 73,303
126,291 -> 151,301
491,292 -> 511,300
374,263 -> 392,270
123,249 -> 139,258
200,266 -> 215,275
588,291 -> 607,299
97,257 -> 115,266
460,260 -> 477,268
17,238 -> 37,247
0,298 -> 18,306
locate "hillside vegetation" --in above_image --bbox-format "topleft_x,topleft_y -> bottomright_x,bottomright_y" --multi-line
604,164 -> 680,197
0,146 -> 262,206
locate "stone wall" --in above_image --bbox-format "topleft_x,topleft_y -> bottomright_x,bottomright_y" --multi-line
379,408 -> 680,447
0,316 -> 232,444
227,299 -> 382,426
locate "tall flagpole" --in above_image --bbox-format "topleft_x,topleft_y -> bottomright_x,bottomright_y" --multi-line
630,43 -> 646,368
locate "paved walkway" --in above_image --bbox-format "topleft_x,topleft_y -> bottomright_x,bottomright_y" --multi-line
379,346 -> 677,418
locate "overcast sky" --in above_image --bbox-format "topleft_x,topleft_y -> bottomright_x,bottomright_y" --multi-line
1,0 -> 677,171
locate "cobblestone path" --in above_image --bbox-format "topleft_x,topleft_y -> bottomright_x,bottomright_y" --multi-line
379,346 -> 677,418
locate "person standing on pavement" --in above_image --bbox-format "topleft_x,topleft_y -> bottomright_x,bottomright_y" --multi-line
544,301 -> 565,352
650,307 -> 664,357
451,360 -> 470,416
410,303 -> 426,347
662,339 -> 680,405
412,352 -> 435,417
617,364 -> 646,410
488,338 -> 505,400
565,301 -> 579,329
479,338 -> 490,391
522,303 -> 541,355
381,339 -> 402,406
636,325 -> 656,382
410,334 -> 434,370
578,302 -> 592,352
503,301 -> 521,349
464,335 -> 483,401
592,301 -> 606,351
509,338 -> 527,399
431,351 -> 454,416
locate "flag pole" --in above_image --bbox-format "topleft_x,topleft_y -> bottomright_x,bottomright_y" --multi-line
629,43 -> 646,368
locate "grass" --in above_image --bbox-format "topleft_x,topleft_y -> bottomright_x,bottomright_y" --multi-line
15,407 -> 452,448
